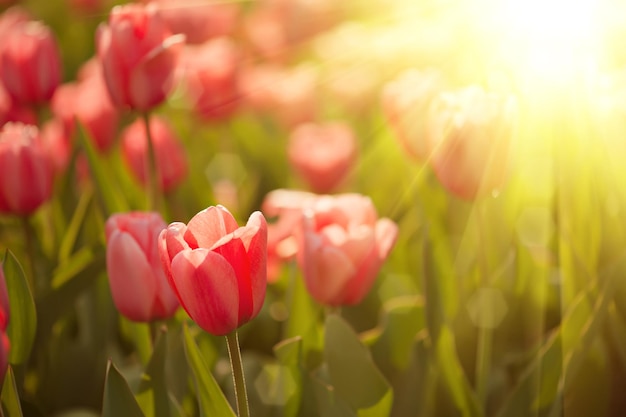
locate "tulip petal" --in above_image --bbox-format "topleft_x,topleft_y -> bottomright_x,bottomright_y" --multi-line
185,205 -> 239,249
107,230 -> 157,322
236,211 -> 267,319
375,218 -> 399,259
170,248 -> 238,336
158,222 -> 190,296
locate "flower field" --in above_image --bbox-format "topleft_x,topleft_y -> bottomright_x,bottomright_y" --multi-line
0,0 -> 626,416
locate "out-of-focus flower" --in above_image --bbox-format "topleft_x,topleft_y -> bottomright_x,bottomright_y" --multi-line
181,37 -> 241,121
297,194 -> 398,306
0,81 -> 36,126
0,7 -> 31,49
158,206 -> 267,336
105,211 -> 179,322
240,64 -> 318,128
51,60 -> 119,153
427,85 -> 518,200
287,121 -> 357,193
382,68 -> 445,161
0,263 -> 10,385
148,0 -> 239,44
40,118 -> 72,175
0,123 -> 53,216
262,189 -> 317,282
0,20 -> 62,105
121,115 -> 187,193
96,3 -> 185,111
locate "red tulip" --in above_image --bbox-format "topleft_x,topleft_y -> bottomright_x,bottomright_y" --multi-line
427,85 -> 518,200
105,211 -> 179,322
159,206 -> 267,336
96,3 -> 185,111
121,116 -> 187,192
297,194 -> 398,306
382,68 -> 444,161
287,122 -> 357,193
0,123 -> 53,216
181,37 -> 241,121
0,20 -> 62,105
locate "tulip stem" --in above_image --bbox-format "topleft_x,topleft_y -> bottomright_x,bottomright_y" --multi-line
225,331 -> 250,417
142,112 -> 160,212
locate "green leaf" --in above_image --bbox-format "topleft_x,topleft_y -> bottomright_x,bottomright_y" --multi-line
324,315 -> 392,413
136,328 -> 171,417
102,360 -> 146,417
75,121 -> 127,216
310,373 -> 357,417
1,366 -> 23,417
2,251 -> 36,365
57,188 -> 93,264
272,337 -> 304,417
182,323 -> 236,417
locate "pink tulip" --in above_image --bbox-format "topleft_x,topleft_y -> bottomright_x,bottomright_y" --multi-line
382,68 -> 444,161
96,3 -> 185,111
288,122 -> 357,193
40,118 -> 72,175
159,206 -> 267,336
427,85 -> 517,200
121,116 -> 187,192
0,20 -> 62,105
0,81 -> 36,126
181,38 -> 241,121
297,194 -> 398,306
149,0 -> 239,44
105,212 -> 179,322
0,123 -> 53,215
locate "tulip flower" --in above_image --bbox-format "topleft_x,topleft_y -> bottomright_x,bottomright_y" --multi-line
382,68 -> 445,161
181,37 -> 241,121
0,20 -> 62,105
0,123 -> 53,216
287,121 -> 357,193
427,85 -> 518,200
158,206 -> 267,336
96,3 -> 185,111
105,212 -> 179,322
297,194 -> 398,306
121,116 -> 187,193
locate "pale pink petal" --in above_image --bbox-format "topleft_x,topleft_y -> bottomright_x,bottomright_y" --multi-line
185,205 -> 239,249
375,218 -> 399,259
236,211 -> 267,319
170,248 -> 238,336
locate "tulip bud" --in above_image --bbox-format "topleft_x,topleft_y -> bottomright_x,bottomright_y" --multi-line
159,206 -> 267,336
105,212 -> 179,322
287,122 -> 357,193
0,20 -> 62,105
121,116 -> 187,192
0,123 -> 53,215
96,3 -> 185,111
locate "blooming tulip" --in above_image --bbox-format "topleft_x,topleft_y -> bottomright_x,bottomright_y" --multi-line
96,3 -> 185,111
181,37 -> 241,121
0,123 -> 53,215
297,194 -> 398,306
121,116 -> 187,192
105,212 -> 179,322
427,85 -> 517,200
287,122 -> 357,193
159,206 -> 267,336
382,68 -> 444,161
0,20 -> 62,105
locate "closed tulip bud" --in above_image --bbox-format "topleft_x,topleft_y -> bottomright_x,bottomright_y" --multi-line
121,116 -> 187,192
288,122 -> 357,193
427,85 -> 518,200
297,194 -> 398,306
159,206 -> 267,336
0,20 -> 62,105
96,3 -> 185,111
105,212 -> 179,322
0,123 -> 53,215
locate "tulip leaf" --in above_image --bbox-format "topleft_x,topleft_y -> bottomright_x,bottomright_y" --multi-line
273,337 -> 304,417
2,250 -> 36,365
75,121 -> 127,216
136,328 -> 171,417
182,323 -> 236,417
310,373 -> 357,417
102,360 -> 146,417
324,314 -> 392,413
57,187 -> 93,264
1,366 -> 23,417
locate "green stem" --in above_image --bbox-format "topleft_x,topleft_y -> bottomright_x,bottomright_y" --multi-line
142,112 -> 160,211
21,216 -> 38,295
225,331 -> 250,417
